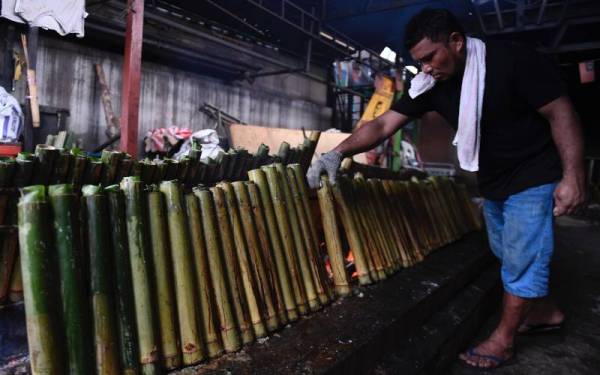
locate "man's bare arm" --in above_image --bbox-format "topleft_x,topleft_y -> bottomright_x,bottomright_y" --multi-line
538,96 -> 586,216
333,110 -> 412,157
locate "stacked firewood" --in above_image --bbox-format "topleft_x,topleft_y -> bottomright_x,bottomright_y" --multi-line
318,174 -> 482,295
17,163 -> 331,374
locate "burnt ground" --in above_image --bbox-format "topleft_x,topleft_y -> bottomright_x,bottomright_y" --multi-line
450,217 -> 600,375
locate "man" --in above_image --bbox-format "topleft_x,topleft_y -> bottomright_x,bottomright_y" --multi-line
307,9 -> 586,369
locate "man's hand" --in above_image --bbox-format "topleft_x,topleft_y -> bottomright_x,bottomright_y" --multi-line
307,151 -> 343,189
553,176 -> 586,216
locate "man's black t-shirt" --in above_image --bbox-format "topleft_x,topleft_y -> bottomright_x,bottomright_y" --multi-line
390,41 -> 564,200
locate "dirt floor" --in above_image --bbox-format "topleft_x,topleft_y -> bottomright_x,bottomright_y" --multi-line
451,216 -> 600,375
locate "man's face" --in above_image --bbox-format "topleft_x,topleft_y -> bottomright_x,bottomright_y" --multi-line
409,33 -> 465,81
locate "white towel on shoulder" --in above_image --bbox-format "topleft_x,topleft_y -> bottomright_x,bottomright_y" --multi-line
408,37 -> 486,172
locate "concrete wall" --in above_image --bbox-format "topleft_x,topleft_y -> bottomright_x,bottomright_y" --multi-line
10,35 -> 331,151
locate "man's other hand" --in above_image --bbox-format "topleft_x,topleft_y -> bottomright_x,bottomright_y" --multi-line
553,176 -> 586,216
306,151 -> 343,189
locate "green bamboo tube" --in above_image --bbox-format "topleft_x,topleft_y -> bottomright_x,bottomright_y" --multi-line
215,152 -> 230,181
18,185 -> 63,374
317,176 -> 351,297
290,164 -> 333,301
277,142 -> 290,164
146,188 -> 181,369
196,162 -> 208,184
48,184 -> 93,374
82,185 -> 121,374
274,164 -> 320,311
285,167 -> 328,306
120,176 -> 159,374
176,158 -> 190,182
219,182 -> 267,338
211,186 -> 255,345
252,144 -> 269,169
262,166 -> 309,315
159,181 -> 204,365
232,181 -> 280,332
184,193 -> 224,358
236,149 -> 250,181
116,157 -> 134,183
15,152 -> 34,187
8,253 -> 23,302
101,150 -> 124,185
247,169 -> 298,322
53,151 -> 74,184
185,160 -> 200,186
33,145 -> 59,184
195,187 -> 241,353
105,185 -> 139,375
224,149 -> 238,181
331,178 -> 372,285
246,181 -> 288,326
69,154 -> 88,187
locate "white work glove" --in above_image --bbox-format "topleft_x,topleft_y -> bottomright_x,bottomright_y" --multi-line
306,151 -> 343,189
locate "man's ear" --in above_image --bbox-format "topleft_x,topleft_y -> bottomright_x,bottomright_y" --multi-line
448,32 -> 465,53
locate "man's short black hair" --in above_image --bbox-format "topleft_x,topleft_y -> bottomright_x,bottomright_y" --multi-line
404,9 -> 465,50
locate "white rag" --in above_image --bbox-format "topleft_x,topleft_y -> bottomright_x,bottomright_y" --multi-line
0,86 -> 23,142
1,0 -> 87,37
408,37 -> 486,172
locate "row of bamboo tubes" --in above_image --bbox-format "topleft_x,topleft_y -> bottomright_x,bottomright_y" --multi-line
17,161 -> 331,374
318,174 -> 482,295
0,131 -> 321,307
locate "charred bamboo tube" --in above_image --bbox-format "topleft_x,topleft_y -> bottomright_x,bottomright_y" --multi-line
318,177 -> 351,296
8,254 -> 23,302
18,186 -> 63,374
101,150 -> 124,185
176,158 -> 190,182
82,185 -> 121,374
219,182 -> 267,338
253,144 -> 269,169
15,152 -> 34,187
211,186 -> 254,345
285,167 -> 328,306
246,181 -> 288,326
278,142 -> 290,164
48,184 -> 93,374
105,185 -> 139,375
117,156 -> 135,183
120,176 -> 159,374
146,188 -> 181,369
195,187 -> 241,353
274,163 -> 320,311
164,160 -> 180,181
247,169 -> 298,322
262,165 -> 309,314
185,193 -> 224,358
33,145 -> 59,184
0,211 -> 18,304
51,151 -> 73,184
233,181 -> 279,332
159,181 -> 204,365
70,154 -> 88,187
215,152 -> 230,181
84,159 -> 104,185
332,178 -> 372,285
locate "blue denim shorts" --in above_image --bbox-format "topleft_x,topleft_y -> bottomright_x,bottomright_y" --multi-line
483,183 -> 557,298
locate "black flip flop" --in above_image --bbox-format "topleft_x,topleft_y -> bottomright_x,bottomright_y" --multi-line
461,348 -> 516,370
518,322 -> 563,335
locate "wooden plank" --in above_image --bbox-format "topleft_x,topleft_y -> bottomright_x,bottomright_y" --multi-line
119,0 -> 145,156
95,63 -> 120,138
229,124 -> 367,164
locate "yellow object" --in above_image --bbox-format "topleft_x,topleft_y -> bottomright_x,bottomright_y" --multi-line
356,75 -> 395,128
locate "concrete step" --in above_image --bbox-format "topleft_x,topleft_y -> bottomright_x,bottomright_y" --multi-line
180,231 -> 496,375
372,262 -> 501,375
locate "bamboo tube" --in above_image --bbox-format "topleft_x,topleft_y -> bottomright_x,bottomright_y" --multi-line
0,218 -> 18,304
185,159 -> 200,187
247,169 -> 298,322
253,144 -> 269,170
211,186 -> 255,345
8,253 -> 23,302
33,145 -> 59,184
246,181 -> 288,326
70,154 -> 88,187
52,151 -> 74,184
184,193 -> 224,358
317,177 -> 351,296
219,182 -> 267,338
105,185 -> 139,375
195,187 -> 241,353
120,176 -> 159,374
232,181 -> 279,332
235,149 -> 250,181
82,185 -> 120,374
15,152 -> 34,187
101,150 -> 124,185
262,165 -> 309,314
164,160 -> 180,181
331,178 -> 372,285
278,142 -> 290,164
285,167 -> 328,306
146,188 -> 181,369
159,181 -> 204,365
116,156 -> 134,183
18,185 -> 63,374
84,159 -> 104,185
48,184 -> 93,374
215,152 -> 230,181
138,160 -> 156,186
176,158 -> 190,182
274,163 -> 320,311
